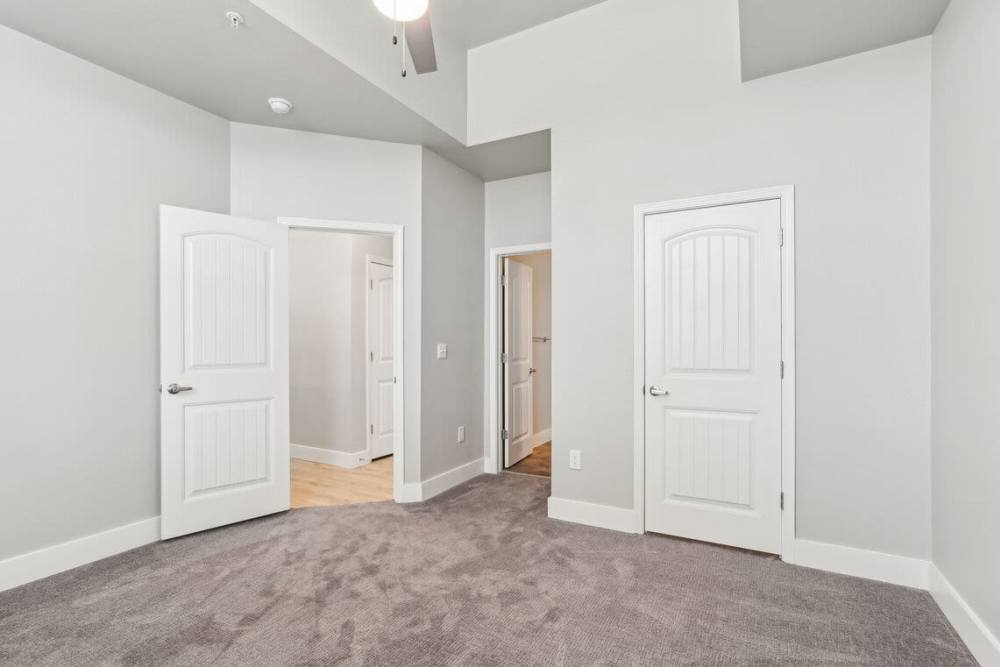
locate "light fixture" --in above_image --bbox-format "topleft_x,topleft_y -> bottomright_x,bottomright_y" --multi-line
225,11 -> 244,29
267,97 -> 293,114
372,0 -> 428,22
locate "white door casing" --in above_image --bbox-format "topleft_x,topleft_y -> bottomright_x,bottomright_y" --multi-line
367,258 -> 394,460
643,198 -> 782,554
160,205 -> 289,540
503,258 -> 534,467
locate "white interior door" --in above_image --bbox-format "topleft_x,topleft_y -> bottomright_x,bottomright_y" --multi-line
159,205 -> 289,540
367,259 -> 394,459
644,199 -> 782,554
503,258 -> 534,467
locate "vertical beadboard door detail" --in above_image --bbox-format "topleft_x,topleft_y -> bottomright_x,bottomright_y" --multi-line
644,199 -> 782,554
160,205 -> 289,540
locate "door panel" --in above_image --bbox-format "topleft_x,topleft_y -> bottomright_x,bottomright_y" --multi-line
160,205 -> 289,540
645,199 -> 781,554
503,258 -> 534,467
368,260 -> 394,459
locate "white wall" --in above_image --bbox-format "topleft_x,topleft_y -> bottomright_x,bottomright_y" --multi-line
469,0 -> 933,558
0,25 -> 230,561
485,172 -> 551,248
930,0 -> 1000,640
420,149 -> 486,478
289,230 -> 392,454
229,122 -> 425,481
510,253 -> 552,435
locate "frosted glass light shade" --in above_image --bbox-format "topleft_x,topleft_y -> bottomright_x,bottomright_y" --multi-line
372,0 -> 428,21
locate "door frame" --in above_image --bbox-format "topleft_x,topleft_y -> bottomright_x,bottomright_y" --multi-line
365,254 -> 393,462
632,186 -> 796,558
280,217 -> 406,504
484,242 -> 552,475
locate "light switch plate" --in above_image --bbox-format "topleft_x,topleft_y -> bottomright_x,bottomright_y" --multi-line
437,343 -> 448,359
569,449 -> 582,470
457,425 -> 465,443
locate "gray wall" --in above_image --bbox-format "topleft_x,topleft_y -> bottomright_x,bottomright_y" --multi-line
930,0 -> 1000,638
420,149 -> 486,479
470,1 -> 933,558
485,172 -> 552,248
0,25 -> 230,560
289,230 -> 392,453
229,122 -> 425,482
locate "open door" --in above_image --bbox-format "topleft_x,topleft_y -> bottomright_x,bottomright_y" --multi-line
159,205 -> 289,539
503,257 -> 534,467
367,258 -> 394,460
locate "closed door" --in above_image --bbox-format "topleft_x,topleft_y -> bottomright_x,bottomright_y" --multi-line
367,259 -> 394,459
503,258 -> 534,467
160,205 -> 289,540
644,199 -> 782,554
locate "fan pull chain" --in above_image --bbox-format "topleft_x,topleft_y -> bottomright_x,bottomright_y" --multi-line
401,25 -> 407,77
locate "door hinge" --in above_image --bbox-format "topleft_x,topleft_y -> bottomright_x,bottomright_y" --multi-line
780,360 -> 785,379
501,273 -> 507,287
501,429 -> 509,441
501,352 -> 509,364
780,492 -> 785,510
370,424 -> 374,435
778,227 -> 785,247
370,279 -> 374,290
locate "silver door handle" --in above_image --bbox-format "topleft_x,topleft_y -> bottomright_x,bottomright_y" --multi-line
648,385 -> 669,397
166,384 -> 193,394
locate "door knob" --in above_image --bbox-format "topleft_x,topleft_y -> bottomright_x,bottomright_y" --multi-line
529,367 -> 537,375
166,383 -> 193,394
648,385 -> 669,397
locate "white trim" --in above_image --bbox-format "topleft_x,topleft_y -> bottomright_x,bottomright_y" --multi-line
786,539 -> 929,589
280,218 -> 406,504
632,186 -> 796,558
528,428 -> 552,450
547,497 -> 641,534
0,517 -> 160,593
484,242 -> 552,475
365,254 -> 393,462
420,458 -> 485,501
929,564 -> 1000,666
291,443 -> 369,469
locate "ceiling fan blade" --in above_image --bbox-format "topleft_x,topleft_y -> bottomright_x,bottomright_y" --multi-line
405,14 -> 437,74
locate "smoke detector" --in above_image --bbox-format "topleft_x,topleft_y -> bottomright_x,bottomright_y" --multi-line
225,11 -> 245,29
267,97 -> 293,115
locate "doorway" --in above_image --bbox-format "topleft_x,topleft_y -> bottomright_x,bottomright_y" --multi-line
633,187 -> 795,556
287,229 -> 395,508
159,208 -> 405,540
487,246 -> 552,478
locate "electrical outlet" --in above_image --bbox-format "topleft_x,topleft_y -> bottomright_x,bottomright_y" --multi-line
437,343 -> 448,359
569,449 -> 582,470
457,425 -> 466,443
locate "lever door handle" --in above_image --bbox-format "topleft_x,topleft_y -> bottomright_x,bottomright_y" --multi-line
648,385 -> 669,397
529,367 -> 537,375
167,383 -> 193,395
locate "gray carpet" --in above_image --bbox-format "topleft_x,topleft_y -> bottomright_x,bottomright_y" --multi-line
0,474 -> 975,666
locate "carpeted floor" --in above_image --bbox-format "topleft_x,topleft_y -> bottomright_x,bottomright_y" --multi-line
0,474 -> 975,665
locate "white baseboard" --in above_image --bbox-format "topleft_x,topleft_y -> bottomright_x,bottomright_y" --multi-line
291,443 -> 369,469
547,496 -> 641,534
929,564 -> 1000,666
420,458 -> 485,501
784,539 -> 930,589
529,428 -> 552,449
0,517 -> 160,593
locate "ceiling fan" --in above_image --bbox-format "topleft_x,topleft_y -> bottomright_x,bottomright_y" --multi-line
372,0 -> 438,77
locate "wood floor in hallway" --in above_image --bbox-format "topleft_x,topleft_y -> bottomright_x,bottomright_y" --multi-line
506,442 -> 551,477
290,456 -> 394,508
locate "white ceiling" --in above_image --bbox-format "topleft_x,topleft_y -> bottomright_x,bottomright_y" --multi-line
0,0 -> 548,180
432,0 -> 606,48
740,0 -> 951,81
